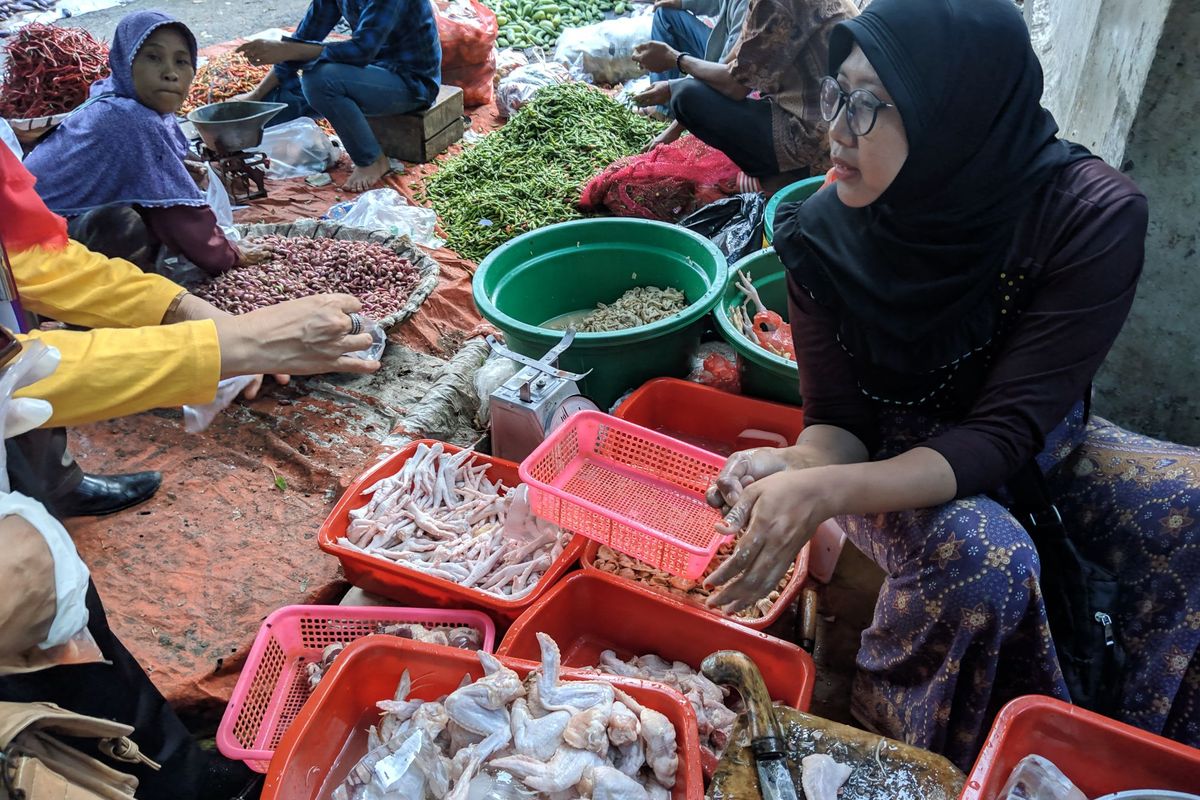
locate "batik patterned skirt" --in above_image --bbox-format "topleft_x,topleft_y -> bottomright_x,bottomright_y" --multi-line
836,404 -> 1200,770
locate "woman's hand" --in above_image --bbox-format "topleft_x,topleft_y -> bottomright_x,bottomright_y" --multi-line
214,293 -> 380,378
633,80 -> 672,109
236,243 -> 272,267
706,446 -> 796,510
183,158 -> 209,189
705,468 -> 838,613
239,374 -> 291,400
644,120 -> 684,153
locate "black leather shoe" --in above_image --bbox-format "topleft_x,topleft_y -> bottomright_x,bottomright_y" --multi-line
58,472 -> 162,517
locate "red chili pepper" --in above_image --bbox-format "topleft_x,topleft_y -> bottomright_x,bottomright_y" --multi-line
0,24 -> 110,119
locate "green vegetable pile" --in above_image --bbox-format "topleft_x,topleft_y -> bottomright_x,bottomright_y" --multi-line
491,0 -> 633,50
424,83 -> 662,263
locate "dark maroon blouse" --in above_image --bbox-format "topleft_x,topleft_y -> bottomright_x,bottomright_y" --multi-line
140,205 -> 240,276
788,159 -> 1149,498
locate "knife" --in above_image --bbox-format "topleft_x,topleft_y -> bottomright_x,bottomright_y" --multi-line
702,650 -> 800,800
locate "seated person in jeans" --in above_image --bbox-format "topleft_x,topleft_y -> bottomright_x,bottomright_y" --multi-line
236,0 -> 442,192
633,0 -> 855,193
646,0 -> 749,84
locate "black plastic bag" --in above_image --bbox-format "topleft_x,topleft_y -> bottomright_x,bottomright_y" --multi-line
678,193 -> 766,266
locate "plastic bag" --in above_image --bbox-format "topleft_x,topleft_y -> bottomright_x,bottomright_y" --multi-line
553,16 -> 653,85
330,188 -> 445,249
0,343 -> 59,491
496,61 -> 571,118
435,0 -> 499,68
687,341 -> 740,394
614,75 -> 652,110
251,117 -> 342,179
182,374 -> 256,433
494,48 -> 529,85
205,163 -> 240,241
345,317 -> 387,362
473,351 -> 521,426
679,193 -> 766,266
0,118 -> 22,159
443,49 -> 497,107
998,755 -> 1088,800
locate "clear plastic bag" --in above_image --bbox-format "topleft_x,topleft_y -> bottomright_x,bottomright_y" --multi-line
182,374 -> 256,434
205,163 -> 240,241
333,188 -> 445,249
346,318 -> 387,362
998,755 -> 1088,800
251,117 -> 342,179
553,15 -> 654,85
496,61 -> 571,118
687,341 -> 741,394
494,48 -> 529,85
473,351 -> 521,425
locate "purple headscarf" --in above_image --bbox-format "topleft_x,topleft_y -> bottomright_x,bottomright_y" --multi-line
24,10 -> 205,217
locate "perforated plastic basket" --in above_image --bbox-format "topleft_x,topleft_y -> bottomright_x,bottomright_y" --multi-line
215,605 -> 495,772
520,411 -> 728,579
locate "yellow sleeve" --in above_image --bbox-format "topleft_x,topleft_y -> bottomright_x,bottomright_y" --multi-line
11,241 -> 185,329
13,322 -> 221,428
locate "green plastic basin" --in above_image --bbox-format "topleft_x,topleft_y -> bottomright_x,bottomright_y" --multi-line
763,175 -> 826,244
473,219 -> 728,409
715,248 -> 800,405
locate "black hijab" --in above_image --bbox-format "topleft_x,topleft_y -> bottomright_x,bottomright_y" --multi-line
774,0 -> 1094,375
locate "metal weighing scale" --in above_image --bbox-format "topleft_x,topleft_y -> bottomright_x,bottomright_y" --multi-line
487,330 -> 600,463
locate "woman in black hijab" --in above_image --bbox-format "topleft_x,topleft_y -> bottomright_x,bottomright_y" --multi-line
705,0 -> 1199,768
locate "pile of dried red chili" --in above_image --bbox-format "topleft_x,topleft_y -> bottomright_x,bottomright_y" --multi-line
180,51 -> 269,116
0,24 -> 110,119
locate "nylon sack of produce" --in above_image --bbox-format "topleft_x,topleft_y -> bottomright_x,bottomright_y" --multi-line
443,49 -> 497,107
434,0 -> 499,67
580,135 -> 741,221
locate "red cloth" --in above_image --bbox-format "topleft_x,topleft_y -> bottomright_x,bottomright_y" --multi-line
0,145 -> 68,252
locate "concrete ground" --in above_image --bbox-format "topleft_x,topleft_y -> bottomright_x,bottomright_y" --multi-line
65,0 -> 312,45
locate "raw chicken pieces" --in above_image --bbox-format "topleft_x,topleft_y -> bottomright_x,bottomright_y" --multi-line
589,649 -> 737,762
801,754 -> 852,800
339,443 -> 571,599
329,636 -> 682,799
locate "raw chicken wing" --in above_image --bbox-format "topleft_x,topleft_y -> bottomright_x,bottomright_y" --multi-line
801,753 -> 852,800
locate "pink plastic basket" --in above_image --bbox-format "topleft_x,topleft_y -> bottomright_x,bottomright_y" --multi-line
520,410 -> 729,579
216,605 -> 495,772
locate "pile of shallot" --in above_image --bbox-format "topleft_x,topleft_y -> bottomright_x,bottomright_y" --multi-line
193,236 -> 421,318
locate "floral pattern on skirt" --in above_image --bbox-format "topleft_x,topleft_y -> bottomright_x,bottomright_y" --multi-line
836,404 -> 1200,770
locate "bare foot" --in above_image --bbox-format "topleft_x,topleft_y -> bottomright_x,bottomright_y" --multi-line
343,154 -> 390,192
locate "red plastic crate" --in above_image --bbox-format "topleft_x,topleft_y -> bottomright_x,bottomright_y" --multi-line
216,605 -> 495,772
581,538 -> 808,632
613,378 -> 805,456
521,411 -> 729,579
262,637 -> 704,800
499,571 -> 814,710
962,695 -> 1200,799
318,440 -> 584,623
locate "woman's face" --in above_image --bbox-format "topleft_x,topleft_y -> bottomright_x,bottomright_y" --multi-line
828,45 -> 908,208
131,26 -> 195,115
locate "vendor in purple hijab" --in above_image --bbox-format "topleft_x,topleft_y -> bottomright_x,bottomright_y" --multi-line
24,11 -> 263,277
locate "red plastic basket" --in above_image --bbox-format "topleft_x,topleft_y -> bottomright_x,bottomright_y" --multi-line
520,411 -> 728,579
216,604 -> 495,772
318,440 -> 584,623
962,695 -> 1200,799
580,539 -> 807,632
613,378 -> 805,456
262,637 -> 704,799
500,571 -> 814,708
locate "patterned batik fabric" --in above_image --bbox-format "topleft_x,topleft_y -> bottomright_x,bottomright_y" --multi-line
836,405 -> 1200,770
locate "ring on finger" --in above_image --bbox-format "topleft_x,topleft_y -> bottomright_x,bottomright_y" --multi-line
347,312 -> 363,337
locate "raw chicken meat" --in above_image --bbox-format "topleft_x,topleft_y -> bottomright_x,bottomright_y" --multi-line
589,649 -> 738,762
305,623 -> 485,690
801,754 -> 852,800
339,443 -> 570,599
328,637 -> 686,799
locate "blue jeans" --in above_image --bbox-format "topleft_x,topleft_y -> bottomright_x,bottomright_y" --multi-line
267,63 -> 430,166
649,7 -> 711,83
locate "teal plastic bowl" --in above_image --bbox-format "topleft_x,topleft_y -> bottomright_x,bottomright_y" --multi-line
763,175 -> 826,244
715,248 -> 800,405
473,219 -> 728,409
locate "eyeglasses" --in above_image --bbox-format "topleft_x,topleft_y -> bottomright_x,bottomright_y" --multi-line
819,75 -> 895,137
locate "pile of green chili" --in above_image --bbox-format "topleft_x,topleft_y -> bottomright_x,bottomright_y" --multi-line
424,83 -> 662,263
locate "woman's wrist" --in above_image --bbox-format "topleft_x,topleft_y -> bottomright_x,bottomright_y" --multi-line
162,292 -> 233,325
